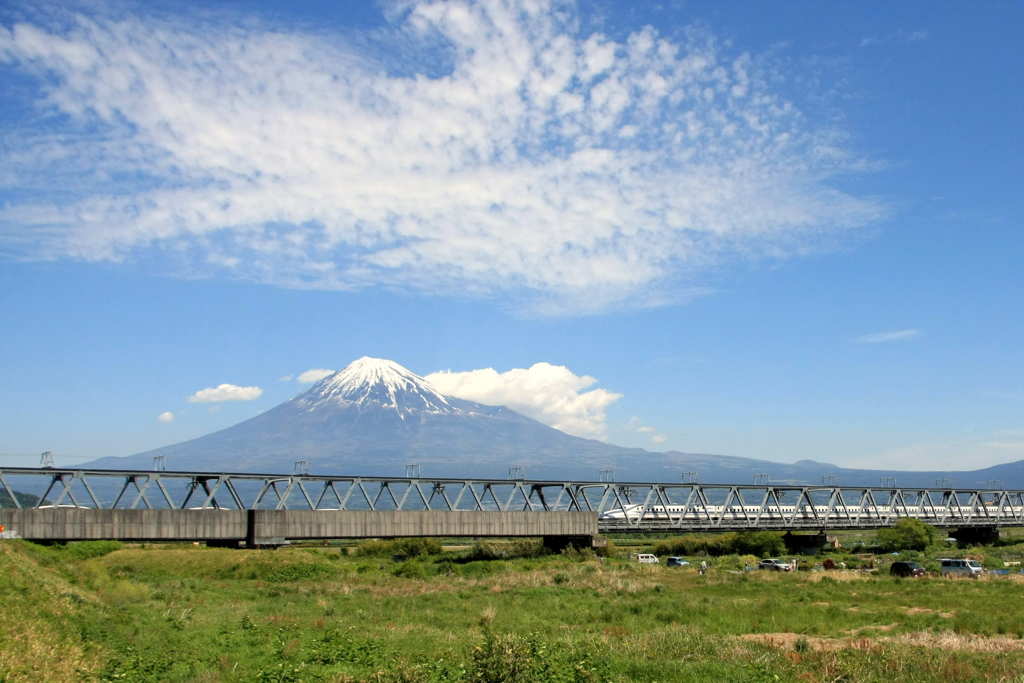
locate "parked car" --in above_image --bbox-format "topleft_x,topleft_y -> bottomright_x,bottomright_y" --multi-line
666,557 -> 690,567
890,561 -> 926,578
939,558 -> 984,577
637,553 -> 659,564
758,558 -> 792,572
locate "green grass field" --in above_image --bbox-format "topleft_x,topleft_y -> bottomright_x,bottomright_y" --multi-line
4,538 -> 1024,683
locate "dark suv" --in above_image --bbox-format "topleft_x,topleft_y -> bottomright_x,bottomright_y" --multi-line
890,561 -> 926,578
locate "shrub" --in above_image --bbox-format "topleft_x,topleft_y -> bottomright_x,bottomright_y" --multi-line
651,534 -> 734,557
60,541 -> 125,560
392,559 -> 427,579
469,629 -> 534,683
469,539 -> 545,561
733,531 -> 786,558
876,518 -> 935,552
356,537 -> 443,557
651,532 -> 785,558
265,562 -> 335,583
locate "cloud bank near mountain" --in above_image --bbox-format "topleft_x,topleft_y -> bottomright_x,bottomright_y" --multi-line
0,0 -> 882,314
425,362 -> 621,440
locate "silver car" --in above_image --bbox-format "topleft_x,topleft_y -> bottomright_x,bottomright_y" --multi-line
939,558 -> 983,577
758,558 -> 792,572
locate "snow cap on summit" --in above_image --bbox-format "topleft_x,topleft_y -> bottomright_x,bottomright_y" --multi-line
293,357 -> 462,417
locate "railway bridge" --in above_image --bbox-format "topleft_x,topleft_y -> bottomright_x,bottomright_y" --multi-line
1,467 -> 1021,547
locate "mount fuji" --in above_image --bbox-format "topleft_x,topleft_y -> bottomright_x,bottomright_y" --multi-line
88,358 -> 648,479
86,357 -> 1024,487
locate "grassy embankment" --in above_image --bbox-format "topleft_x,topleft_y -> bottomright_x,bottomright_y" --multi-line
4,538 -> 1024,682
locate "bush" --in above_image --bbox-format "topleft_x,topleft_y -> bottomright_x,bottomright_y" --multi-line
265,562 -> 335,583
60,541 -> 125,560
392,559 -> 427,579
469,539 -> 546,561
356,537 -> 443,557
733,532 -> 786,558
876,518 -> 935,552
651,532 -> 785,558
651,534 -> 734,557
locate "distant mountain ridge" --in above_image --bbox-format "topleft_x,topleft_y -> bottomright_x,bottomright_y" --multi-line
85,357 -> 1024,488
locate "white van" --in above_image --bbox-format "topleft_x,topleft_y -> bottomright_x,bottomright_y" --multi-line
637,553 -> 659,564
939,558 -> 984,577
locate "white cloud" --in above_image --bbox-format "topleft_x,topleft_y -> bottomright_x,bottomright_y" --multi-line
279,374 -> 294,382
424,362 -> 621,439
856,329 -> 923,344
651,434 -> 668,443
186,384 -> 263,403
297,368 -> 335,384
639,426 -> 656,433
0,1 -> 883,314
156,411 -> 174,423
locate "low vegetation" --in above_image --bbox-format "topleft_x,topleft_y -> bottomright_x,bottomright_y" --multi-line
4,534 -> 1024,682
651,531 -> 786,558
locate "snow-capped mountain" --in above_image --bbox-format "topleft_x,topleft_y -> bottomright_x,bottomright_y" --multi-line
90,358 -> 648,477
293,357 -> 466,417
84,357 -> 1024,486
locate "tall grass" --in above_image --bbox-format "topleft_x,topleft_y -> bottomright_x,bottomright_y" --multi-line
4,538 -> 1024,682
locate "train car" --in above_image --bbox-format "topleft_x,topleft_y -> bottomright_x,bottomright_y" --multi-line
598,502 -> 1022,523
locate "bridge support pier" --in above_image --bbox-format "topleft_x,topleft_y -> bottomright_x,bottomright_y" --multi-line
782,532 -> 828,555
951,527 -> 1002,546
542,535 -> 604,553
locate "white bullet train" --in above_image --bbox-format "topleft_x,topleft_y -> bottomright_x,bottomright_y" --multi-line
598,502 -> 1013,522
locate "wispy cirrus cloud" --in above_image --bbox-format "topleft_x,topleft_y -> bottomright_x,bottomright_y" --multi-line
860,29 -> 929,47
425,362 -> 621,440
0,0 -> 883,314
856,329 -> 923,344
186,384 -> 263,403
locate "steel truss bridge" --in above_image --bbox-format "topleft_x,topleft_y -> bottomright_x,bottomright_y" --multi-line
2,467 -> 1023,533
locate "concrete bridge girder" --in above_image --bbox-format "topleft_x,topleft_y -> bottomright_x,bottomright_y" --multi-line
0,508 -> 599,546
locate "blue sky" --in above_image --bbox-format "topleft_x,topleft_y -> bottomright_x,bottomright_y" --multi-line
1,0 -> 1021,472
